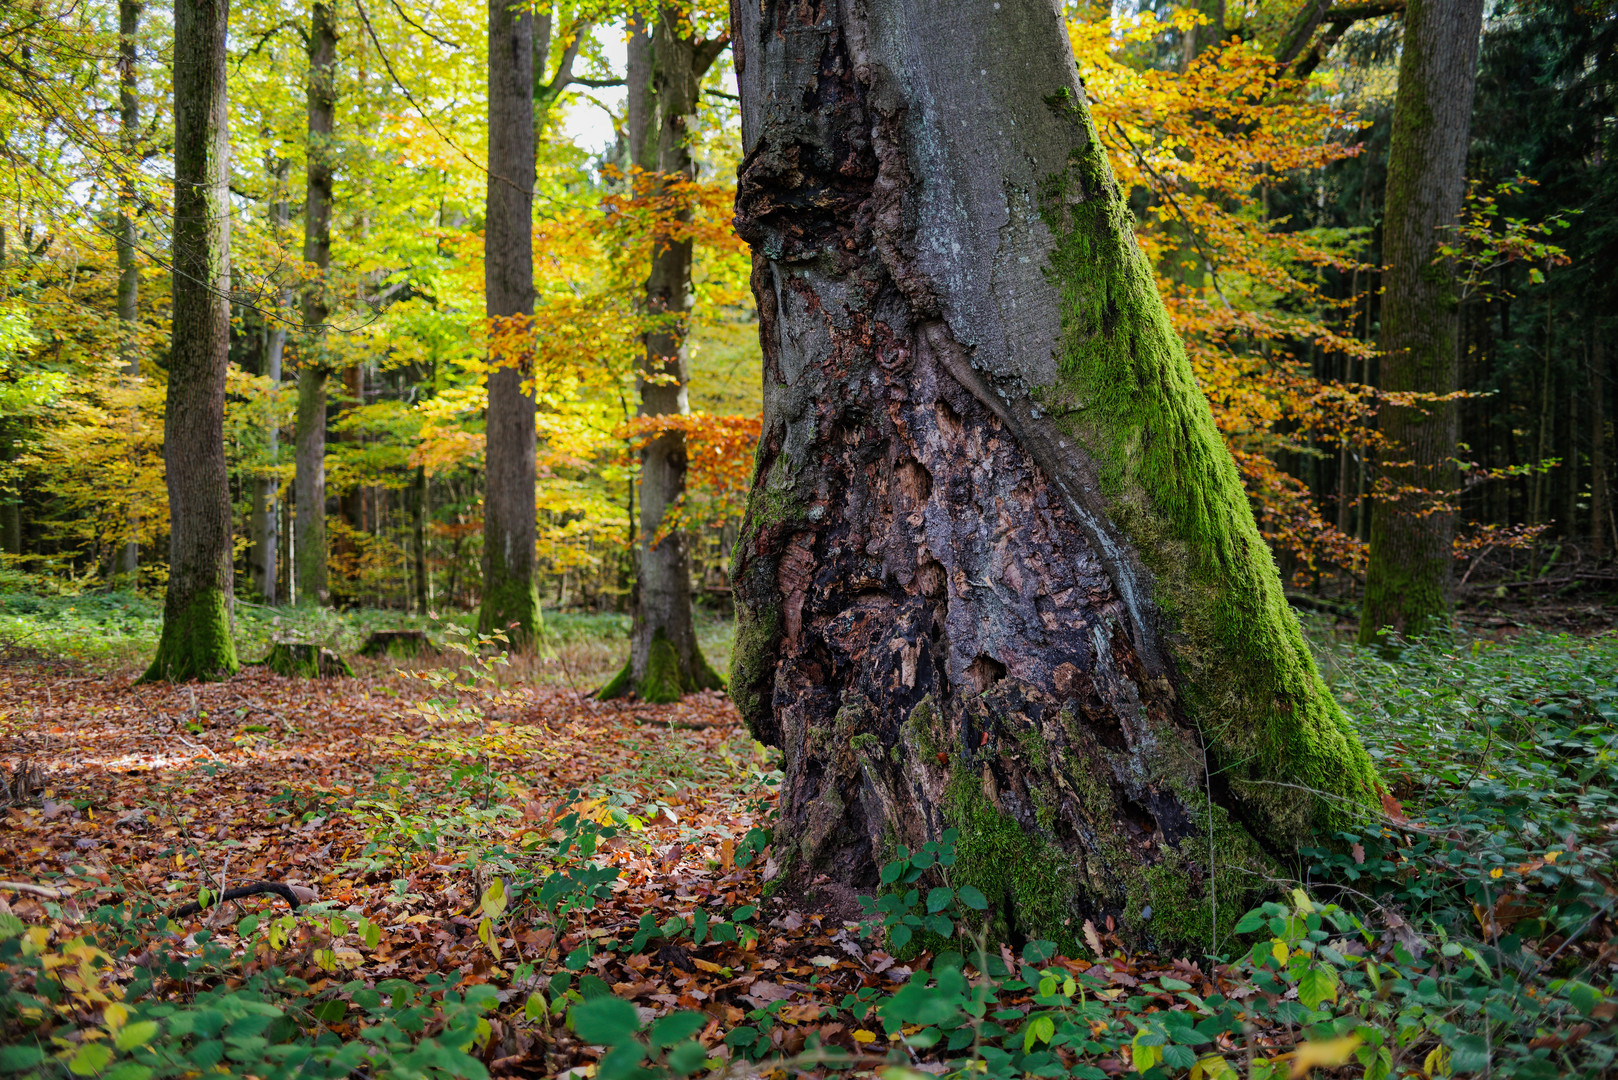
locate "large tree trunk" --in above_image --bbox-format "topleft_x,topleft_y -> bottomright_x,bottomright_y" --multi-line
111,0 -> 142,583
294,0 -> 336,606
599,8 -> 725,703
1358,0 -> 1483,642
477,0 -> 540,644
142,0 -> 237,682
729,0 -> 1379,949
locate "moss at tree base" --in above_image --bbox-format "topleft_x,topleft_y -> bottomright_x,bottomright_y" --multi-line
263,642 -> 353,679
477,575 -> 540,649
639,630 -> 684,703
597,627 -> 725,703
139,587 -> 239,684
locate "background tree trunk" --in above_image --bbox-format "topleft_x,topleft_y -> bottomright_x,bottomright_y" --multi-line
1589,321 -> 1609,560
294,0 -> 336,606
729,0 -> 1378,949
250,158 -> 289,603
477,0 -> 540,644
112,0 -> 142,583
599,8 -> 725,702
1358,0 -> 1484,642
142,0 -> 237,682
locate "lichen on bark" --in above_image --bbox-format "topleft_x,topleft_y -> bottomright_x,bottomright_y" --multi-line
728,0 -> 1379,951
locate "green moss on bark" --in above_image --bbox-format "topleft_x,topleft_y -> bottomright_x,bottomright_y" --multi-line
477,572 -> 539,648
140,587 -> 239,683
638,628 -> 683,704
943,768 -> 1081,955
729,602 -> 781,737
1036,99 -> 1379,841
597,656 -> 633,701
263,642 -> 353,679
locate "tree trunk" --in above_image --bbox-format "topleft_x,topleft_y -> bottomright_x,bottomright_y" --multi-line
599,8 -> 725,703
414,464 -> 428,612
1358,0 -> 1483,643
142,0 -> 237,682
112,0 -> 143,583
1591,322 -> 1610,560
477,0 -> 540,644
294,0 -> 336,605
729,0 -> 1379,950
251,159 -> 289,604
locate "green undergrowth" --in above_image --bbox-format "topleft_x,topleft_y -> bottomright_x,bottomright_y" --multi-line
0,583 -> 736,684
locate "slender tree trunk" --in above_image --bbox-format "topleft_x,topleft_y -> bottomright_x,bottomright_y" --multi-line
414,464 -> 428,612
250,161 -> 289,603
295,0 -> 336,605
730,0 -> 1379,950
1591,321 -> 1610,560
112,0 -> 143,583
142,0 -> 237,682
599,8 -> 725,702
1358,0 -> 1483,642
477,0 -> 540,644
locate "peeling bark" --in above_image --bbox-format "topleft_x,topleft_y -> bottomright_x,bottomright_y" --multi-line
730,0 -> 1378,950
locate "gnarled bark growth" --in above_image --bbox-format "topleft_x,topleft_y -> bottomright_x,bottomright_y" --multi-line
729,0 -> 1379,950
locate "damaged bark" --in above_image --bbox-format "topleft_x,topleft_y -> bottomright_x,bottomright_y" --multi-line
729,0 -> 1379,950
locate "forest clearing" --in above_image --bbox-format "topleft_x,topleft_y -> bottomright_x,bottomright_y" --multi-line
2,0 -> 1616,1076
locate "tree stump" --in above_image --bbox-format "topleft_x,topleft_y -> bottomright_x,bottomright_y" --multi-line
357,629 -> 438,658
263,642 -> 352,679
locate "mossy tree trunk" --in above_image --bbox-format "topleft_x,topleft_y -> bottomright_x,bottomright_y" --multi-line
1358,0 -> 1484,643
729,0 -> 1380,950
477,0 -> 540,646
294,0 -> 336,607
601,8 -> 725,702
142,0 -> 237,683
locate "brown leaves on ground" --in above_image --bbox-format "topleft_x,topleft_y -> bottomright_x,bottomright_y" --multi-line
0,660 -> 924,1073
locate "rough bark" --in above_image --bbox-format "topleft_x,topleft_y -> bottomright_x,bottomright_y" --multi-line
599,8 -> 725,703
477,0 -> 540,645
294,0 -> 336,606
1358,0 -> 1483,643
729,0 -> 1378,950
142,0 -> 237,682
112,0 -> 142,582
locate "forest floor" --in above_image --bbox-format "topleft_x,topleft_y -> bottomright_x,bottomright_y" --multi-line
1,597 -> 1616,1079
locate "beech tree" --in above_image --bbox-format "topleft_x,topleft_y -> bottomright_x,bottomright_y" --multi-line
1359,0 -> 1485,643
599,6 -> 726,702
111,0 -> 141,583
294,0 -> 337,605
478,0 -> 540,643
728,0 -> 1379,946
142,0 -> 237,681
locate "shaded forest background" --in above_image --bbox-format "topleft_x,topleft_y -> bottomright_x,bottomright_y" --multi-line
0,0 -> 1613,625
